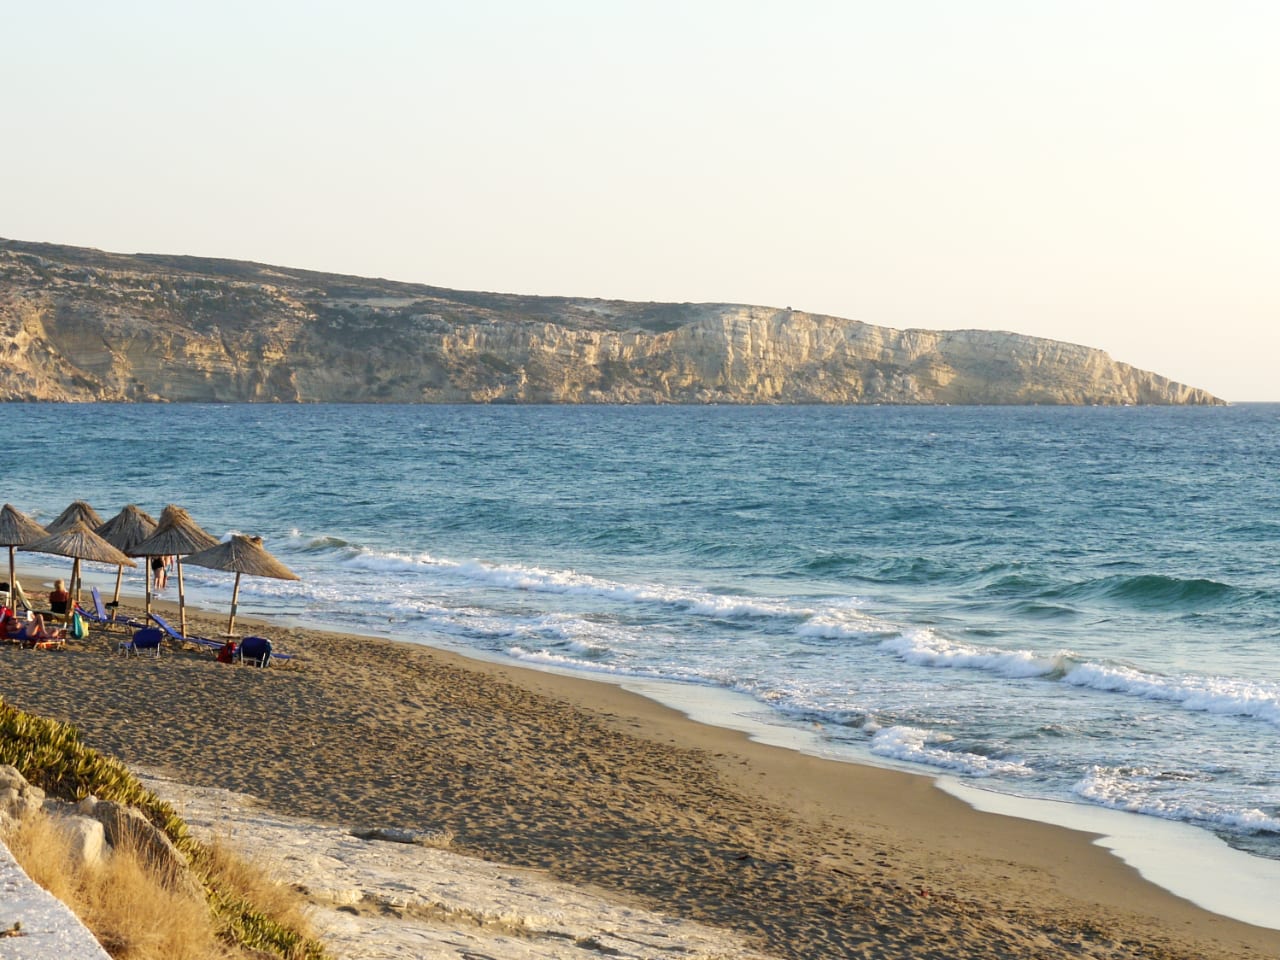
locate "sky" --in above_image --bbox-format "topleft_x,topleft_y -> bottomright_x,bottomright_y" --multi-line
3,1 -> 1276,400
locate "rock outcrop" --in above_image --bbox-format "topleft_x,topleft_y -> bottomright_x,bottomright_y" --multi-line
0,239 -> 1221,405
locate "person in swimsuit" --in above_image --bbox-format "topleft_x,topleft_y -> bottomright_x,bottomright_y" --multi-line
3,612 -> 63,645
151,555 -> 170,590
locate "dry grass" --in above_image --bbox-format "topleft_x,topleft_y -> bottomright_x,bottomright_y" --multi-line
0,697 -> 327,959
3,811 -> 316,960
199,835 -> 315,945
4,811 -> 225,959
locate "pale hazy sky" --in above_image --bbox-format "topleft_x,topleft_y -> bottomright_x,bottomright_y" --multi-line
4,2 -> 1276,399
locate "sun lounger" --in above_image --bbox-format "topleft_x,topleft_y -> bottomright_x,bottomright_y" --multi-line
148,612 -> 295,661
118,626 -> 162,658
1,580 -> 31,612
81,587 -> 144,629
146,613 -> 221,650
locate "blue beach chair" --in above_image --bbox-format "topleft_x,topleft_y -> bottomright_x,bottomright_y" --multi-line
237,635 -> 273,667
147,613 -> 221,650
81,588 -> 144,629
119,626 -> 163,658
147,612 -> 295,661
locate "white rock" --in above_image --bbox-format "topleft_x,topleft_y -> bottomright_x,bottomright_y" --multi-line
0,767 -> 45,822
50,816 -> 106,871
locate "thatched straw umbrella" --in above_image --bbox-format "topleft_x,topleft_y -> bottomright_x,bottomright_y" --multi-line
184,535 -> 300,636
95,505 -> 158,606
46,500 -> 105,535
44,503 -> 107,602
0,504 -> 48,611
132,505 -> 219,637
21,520 -> 136,609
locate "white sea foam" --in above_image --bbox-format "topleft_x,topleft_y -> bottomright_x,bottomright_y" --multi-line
505,644 -> 688,683
1062,662 -> 1280,727
339,549 -> 803,621
867,627 -> 1280,731
1074,766 -> 1280,835
796,609 -> 894,642
878,628 -> 1060,679
870,726 -> 1031,777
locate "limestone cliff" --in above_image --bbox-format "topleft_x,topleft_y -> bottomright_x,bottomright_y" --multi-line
0,239 -> 1221,405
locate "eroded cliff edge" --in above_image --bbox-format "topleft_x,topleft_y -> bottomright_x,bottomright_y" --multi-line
0,239 -> 1221,405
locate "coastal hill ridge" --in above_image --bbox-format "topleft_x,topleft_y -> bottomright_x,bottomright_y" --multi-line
0,238 -> 1220,405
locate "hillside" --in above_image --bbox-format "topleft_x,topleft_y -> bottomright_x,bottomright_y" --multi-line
0,239 -> 1221,405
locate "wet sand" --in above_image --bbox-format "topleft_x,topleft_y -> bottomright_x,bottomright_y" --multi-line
1,594 -> 1277,960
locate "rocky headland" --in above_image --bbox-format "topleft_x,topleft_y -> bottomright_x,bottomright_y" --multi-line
0,239 -> 1220,405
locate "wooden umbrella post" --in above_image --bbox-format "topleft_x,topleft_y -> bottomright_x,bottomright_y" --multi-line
227,571 -> 242,636
112,566 -> 123,604
177,558 -> 187,638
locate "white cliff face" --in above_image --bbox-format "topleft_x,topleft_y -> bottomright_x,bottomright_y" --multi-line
0,241 -> 1221,405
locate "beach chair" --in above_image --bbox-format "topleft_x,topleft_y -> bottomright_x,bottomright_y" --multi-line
82,588 -> 144,629
0,580 -> 31,613
148,612 -> 295,661
237,635 -> 273,667
119,626 -> 163,658
147,613 -> 221,651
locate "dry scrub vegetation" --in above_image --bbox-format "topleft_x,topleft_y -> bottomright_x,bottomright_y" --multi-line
0,698 -> 327,959
5,812 -> 225,959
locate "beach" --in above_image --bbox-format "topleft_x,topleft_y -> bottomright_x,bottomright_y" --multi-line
2,597 -> 1278,960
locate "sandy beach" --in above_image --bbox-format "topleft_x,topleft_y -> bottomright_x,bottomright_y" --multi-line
2,592 -> 1278,960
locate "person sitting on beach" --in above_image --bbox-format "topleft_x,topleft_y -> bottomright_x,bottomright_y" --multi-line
48,579 -> 70,615
2,613 -> 63,645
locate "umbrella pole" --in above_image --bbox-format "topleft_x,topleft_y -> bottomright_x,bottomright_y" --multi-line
145,562 -> 152,617
112,566 -> 123,604
177,558 -> 187,637
7,546 -> 14,613
71,557 -> 82,609
227,572 -> 242,636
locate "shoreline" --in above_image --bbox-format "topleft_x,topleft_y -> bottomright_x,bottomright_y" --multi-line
21,542 -> 1280,915
4,569 -> 1280,958
601,674 -> 1280,931
271,593 -> 1280,932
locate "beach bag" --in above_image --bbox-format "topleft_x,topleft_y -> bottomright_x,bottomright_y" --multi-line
71,611 -> 88,640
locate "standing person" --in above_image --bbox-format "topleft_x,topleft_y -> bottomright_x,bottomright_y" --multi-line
151,555 -> 170,591
48,579 -> 70,615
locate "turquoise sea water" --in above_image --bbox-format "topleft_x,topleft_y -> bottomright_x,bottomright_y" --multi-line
3,403 -> 1279,862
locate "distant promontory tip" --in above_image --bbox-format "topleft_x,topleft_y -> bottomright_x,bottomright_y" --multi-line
0,238 -> 1222,405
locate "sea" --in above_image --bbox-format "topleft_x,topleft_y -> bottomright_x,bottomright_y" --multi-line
4,403 -> 1279,877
